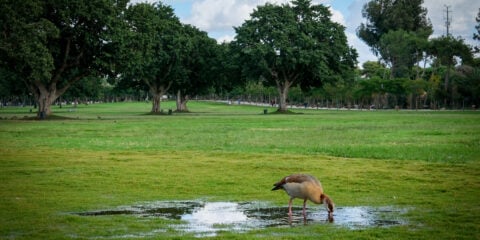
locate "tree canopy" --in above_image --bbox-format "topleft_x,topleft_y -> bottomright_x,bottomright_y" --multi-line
117,2 -> 183,113
234,0 -> 357,112
357,0 -> 432,79
378,29 -> 429,78
357,0 -> 432,55
171,24 -> 219,112
0,0 -> 128,118
429,35 -> 473,106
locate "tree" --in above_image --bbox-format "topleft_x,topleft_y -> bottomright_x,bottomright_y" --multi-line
171,24 -> 219,112
362,61 -> 389,79
63,76 -> 105,102
474,8 -> 480,52
475,8 -> 480,41
357,0 -> 432,55
453,65 -> 480,108
403,78 -> 427,109
429,36 -> 473,106
0,67 -> 31,105
0,0 -> 127,118
215,43 -> 244,100
234,0 -> 357,112
378,30 -> 429,78
357,0 -> 432,78
118,2 -> 182,113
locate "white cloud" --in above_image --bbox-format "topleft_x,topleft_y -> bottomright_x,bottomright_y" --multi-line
344,0 -> 377,66
184,0 -> 373,65
185,0 -> 253,32
346,31 -> 377,66
185,0 -> 302,32
216,34 -> 235,43
329,7 -> 346,26
185,0 -> 347,41
135,0 -> 479,65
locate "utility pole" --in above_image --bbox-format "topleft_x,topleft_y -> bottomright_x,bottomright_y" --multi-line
443,5 -> 452,107
444,5 -> 452,36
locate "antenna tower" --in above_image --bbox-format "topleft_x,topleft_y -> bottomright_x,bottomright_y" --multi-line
444,5 -> 452,36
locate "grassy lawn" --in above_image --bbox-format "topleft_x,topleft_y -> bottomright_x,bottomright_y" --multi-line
1,101 -> 479,239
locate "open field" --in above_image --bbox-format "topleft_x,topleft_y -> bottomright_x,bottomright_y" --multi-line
1,101 -> 479,239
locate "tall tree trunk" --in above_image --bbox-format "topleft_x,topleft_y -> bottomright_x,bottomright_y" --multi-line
30,82 -> 61,119
28,69 -> 87,119
175,90 -> 189,112
149,82 -> 172,113
276,79 -> 292,112
151,93 -> 161,113
444,63 -> 451,108
35,92 -> 57,119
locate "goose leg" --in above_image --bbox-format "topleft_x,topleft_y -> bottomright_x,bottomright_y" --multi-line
288,198 -> 293,216
302,199 -> 307,218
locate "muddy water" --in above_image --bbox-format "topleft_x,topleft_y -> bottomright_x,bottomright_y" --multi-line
76,201 -> 407,237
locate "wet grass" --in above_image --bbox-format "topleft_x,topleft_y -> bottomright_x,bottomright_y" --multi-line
0,101 -> 479,239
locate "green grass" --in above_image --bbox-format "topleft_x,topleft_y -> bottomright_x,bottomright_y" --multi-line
1,101 -> 479,239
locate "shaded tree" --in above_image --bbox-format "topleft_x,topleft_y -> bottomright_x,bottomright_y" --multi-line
357,0 -> 432,78
453,65 -> 480,107
355,76 -> 406,108
215,42 -> 244,99
234,0 -> 357,112
171,24 -> 219,112
378,30 -> 429,78
429,36 -> 473,107
118,2 -> 182,113
403,78 -> 427,109
357,0 -> 432,55
0,0 -> 127,118
362,61 -> 389,79
0,67 -> 32,105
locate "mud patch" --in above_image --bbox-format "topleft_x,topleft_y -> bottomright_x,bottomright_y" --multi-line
75,201 -> 408,237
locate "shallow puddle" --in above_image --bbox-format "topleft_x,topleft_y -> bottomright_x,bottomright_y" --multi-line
76,201 -> 407,237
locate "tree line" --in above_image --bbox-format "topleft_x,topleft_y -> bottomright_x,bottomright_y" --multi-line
1,0 -> 479,118
357,0 -> 479,110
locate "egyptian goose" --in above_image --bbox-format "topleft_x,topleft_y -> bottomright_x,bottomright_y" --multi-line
272,174 -> 334,219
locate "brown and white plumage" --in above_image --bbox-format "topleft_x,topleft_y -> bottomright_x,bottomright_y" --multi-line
272,174 -> 334,219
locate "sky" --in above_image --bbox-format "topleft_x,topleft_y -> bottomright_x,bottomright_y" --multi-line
133,0 -> 479,66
